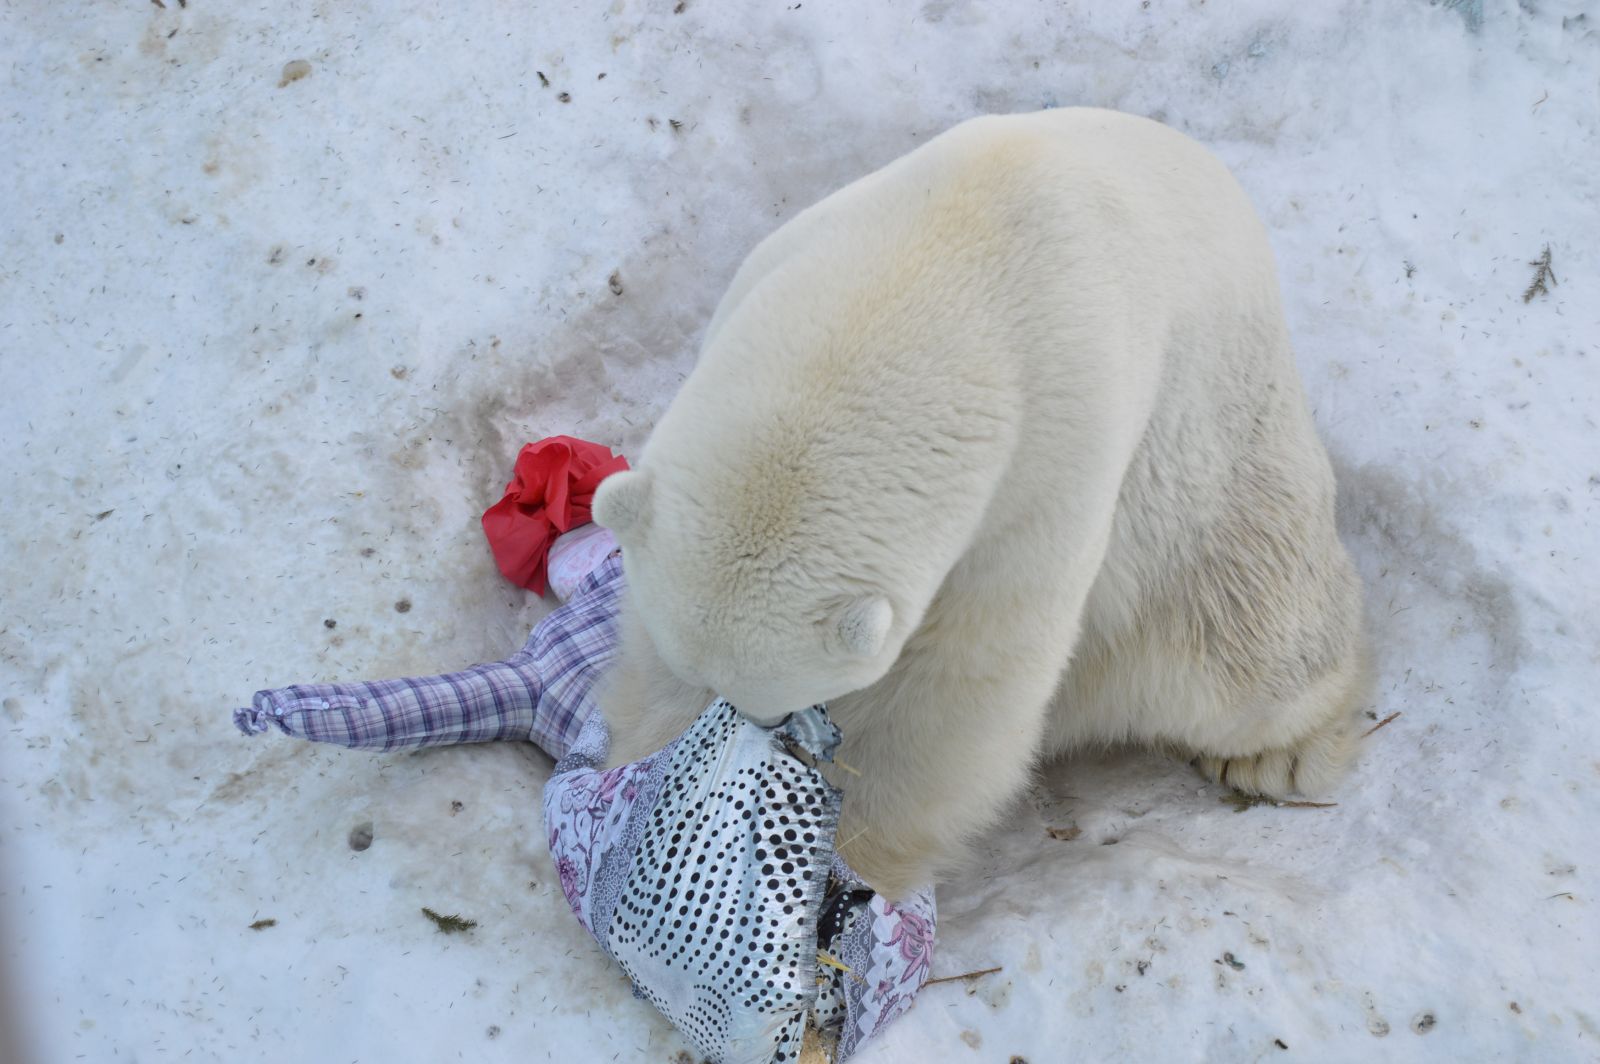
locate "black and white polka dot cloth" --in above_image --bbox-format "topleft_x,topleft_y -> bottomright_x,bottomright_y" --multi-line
608,701 -> 840,1061
547,700 -> 852,1063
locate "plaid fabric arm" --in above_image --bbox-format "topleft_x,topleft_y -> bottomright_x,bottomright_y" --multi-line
234,552 -> 625,760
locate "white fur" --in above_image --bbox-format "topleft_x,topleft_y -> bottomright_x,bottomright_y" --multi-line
593,108 -> 1367,898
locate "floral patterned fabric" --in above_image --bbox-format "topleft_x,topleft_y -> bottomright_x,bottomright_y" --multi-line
825,858 -> 937,1056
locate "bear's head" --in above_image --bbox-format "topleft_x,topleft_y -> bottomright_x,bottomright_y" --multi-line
593,460 -> 908,725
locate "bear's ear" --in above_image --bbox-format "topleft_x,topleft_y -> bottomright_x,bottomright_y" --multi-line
833,595 -> 893,659
593,469 -> 653,541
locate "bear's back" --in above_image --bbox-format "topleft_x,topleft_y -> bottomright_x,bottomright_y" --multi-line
640,108 -> 1303,648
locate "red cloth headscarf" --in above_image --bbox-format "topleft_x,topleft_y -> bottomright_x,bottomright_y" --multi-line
481,436 -> 630,595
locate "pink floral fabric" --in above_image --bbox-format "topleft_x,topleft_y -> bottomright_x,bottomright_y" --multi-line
548,758 -> 651,931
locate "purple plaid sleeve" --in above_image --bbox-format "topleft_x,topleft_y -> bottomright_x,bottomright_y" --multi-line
234,552 -> 624,761
522,552 -> 624,757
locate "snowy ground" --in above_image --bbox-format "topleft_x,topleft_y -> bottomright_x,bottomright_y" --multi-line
3,1 -> 1597,1061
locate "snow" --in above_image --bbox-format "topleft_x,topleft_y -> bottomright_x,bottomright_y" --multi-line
2,1 -> 1596,1061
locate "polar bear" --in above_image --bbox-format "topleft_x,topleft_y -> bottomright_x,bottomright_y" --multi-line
592,108 -> 1367,898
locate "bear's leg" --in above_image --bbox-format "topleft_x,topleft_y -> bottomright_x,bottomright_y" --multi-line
829,566 -> 1096,897
1052,608 -> 1367,799
1050,420 -> 1370,799
1166,478 -> 1370,798
831,661 -> 1058,899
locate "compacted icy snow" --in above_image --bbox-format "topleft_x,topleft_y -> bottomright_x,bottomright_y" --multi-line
2,1 -> 1596,1061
